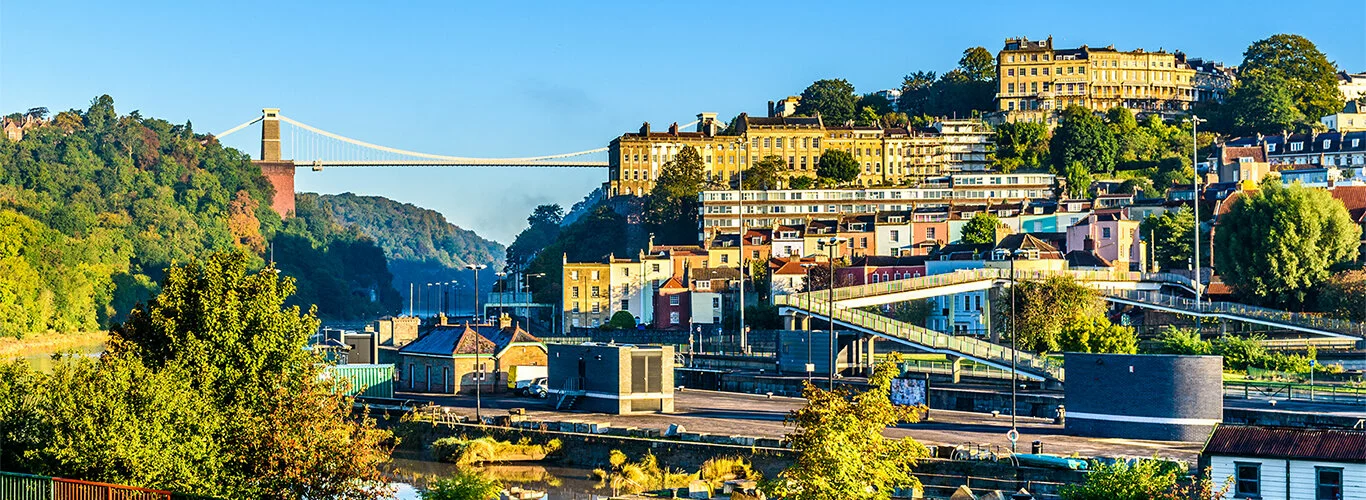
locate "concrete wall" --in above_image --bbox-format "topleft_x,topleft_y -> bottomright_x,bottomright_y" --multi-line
1064,353 -> 1223,441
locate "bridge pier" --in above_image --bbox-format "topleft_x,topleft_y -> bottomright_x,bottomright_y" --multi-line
947,355 -> 963,384
252,108 -> 296,217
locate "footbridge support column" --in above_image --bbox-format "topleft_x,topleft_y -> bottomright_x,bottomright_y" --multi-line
947,354 -> 963,384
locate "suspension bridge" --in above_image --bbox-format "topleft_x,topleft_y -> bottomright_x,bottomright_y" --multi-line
214,108 -> 642,215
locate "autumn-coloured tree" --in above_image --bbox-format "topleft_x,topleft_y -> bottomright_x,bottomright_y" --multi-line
768,352 -> 928,499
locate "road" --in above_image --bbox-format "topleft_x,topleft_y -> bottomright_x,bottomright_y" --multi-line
398,389 -> 1206,462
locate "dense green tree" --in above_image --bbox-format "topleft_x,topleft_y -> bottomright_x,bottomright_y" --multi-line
605,310 -> 637,330
993,121 -> 1049,173
768,352 -> 927,499
526,204 -> 635,304
856,93 -> 894,116
879,112 -> 910,129
1051,106 -> 1118,175
1317,270 -> 1366,322
1061,459 -> 1228,500
645,146 -> 706,244
1063,161 -> 1093,198
816,149 -> 859,184
788,176 -> 817,190
506,204 -> 563,271
1214,181 -> 1361,308
856,106 -> 882,127
999,276 -> 1114,354
743,155 -> 783,190
795,79 -> 858,124
1140,207 -> 1195,272
958,47 -> 996,82
1153,327 -> 1214,356
895,71 -> 938,117
1059,317 -> 1137,354
1240,34 -> 1344,123
960,212 -> 1001,244
1225,72 -> 1307,135
2,252 -> 393,498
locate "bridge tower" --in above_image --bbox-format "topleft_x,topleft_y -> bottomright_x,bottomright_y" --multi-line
253,108 -> 295,217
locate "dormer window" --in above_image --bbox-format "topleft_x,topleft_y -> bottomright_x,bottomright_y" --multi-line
1290,142 -> 1304,152
1324,139 -> 1332,149
1267,143 -> 1276,152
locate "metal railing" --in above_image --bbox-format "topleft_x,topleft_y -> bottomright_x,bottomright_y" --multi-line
900,359 -> 1016,380
0,472 -> 177,500
1224,380 -> 1366,405
776,294 -> 1064,381
1106,289 -> 1362,337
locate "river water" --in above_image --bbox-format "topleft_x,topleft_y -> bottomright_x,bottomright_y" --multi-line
8,339 -> 106,371
387,454 -> 614,499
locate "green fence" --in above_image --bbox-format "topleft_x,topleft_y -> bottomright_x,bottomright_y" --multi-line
0,472 -> 51,500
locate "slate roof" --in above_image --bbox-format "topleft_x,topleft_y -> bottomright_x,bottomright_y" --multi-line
1203,425 -> 1366,463
994,234 -> 1064,259
400,323 -> 513,357
1065,250 -> 1112,268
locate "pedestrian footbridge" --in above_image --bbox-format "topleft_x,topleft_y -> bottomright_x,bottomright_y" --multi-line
774,269 -> 1364,383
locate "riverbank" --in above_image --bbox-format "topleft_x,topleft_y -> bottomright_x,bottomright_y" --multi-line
0,331 -> 107,359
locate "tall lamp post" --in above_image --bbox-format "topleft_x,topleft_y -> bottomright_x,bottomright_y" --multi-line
1190,115 -> 1207,306
824,236 -> 848,390
465,264 -> 487,424
1008,248 -> 1027,453
466,265 -> 487,321
802,262 -> 819,382
525,272 -> 546,332
736,138 -> 747,352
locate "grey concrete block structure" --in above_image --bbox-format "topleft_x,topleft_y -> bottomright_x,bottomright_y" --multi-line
548,343 -> 675,414
1064,353 -> 1223,441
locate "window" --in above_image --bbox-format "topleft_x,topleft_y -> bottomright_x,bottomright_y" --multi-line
926,227 -> 936,239
669,311 -> 680,324
1102,227 -> 1112,239
1291,142 -> 1304,152
622,267 -> 630,276
571,286 -> 580,299
1316,467 -> 1343,500
620,299 -> 629,311
764,137 -> 771,147
1234,462 -> 1260,498
591,286 -> 600,298
1267,143 -> 1276,152
720,254 -> 729,263
669,295 -> 680,306
1007,69 -> 1014,76
591,302 -> 600,313
712,297 -> 720,308
570,270 -> 579,280
651,263 -> 660,273
890,229 -> 900,242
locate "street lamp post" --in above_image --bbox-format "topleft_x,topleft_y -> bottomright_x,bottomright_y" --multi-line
824,236 -> 848,390
1008,248 -> 1027,453
466,265 -> 487,322
802,262 -> 818,382
465,264 -> 487,424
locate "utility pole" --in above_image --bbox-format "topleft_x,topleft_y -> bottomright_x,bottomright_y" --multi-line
408,283 -> 414,317
825,236 -> 848,390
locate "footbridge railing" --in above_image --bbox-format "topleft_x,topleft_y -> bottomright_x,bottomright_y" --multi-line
775,294 -> 1064,381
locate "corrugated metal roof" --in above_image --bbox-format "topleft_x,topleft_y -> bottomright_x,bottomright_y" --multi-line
1202,425 -> 1366,463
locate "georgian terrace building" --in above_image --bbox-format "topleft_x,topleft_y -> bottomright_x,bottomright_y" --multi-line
606,113 -> 993,197
698,173 -> 1056,232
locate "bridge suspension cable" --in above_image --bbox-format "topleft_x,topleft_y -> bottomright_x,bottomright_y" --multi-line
214,115 -> 264,139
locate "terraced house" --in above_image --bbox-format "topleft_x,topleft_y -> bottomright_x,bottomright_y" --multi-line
606,112 -> 993,197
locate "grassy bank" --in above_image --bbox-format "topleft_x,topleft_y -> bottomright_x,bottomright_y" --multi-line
0,331 -> 108,358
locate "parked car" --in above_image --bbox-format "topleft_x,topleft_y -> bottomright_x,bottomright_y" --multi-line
515,376 -> 548,396
526,377 -> 548,399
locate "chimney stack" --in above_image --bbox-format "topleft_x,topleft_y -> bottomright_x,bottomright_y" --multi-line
669,122 -> 679,135
768,101 -> 776,117
640,122 -> 651,135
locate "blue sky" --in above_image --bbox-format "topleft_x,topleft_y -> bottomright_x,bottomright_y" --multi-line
3,1 -> 1364,243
